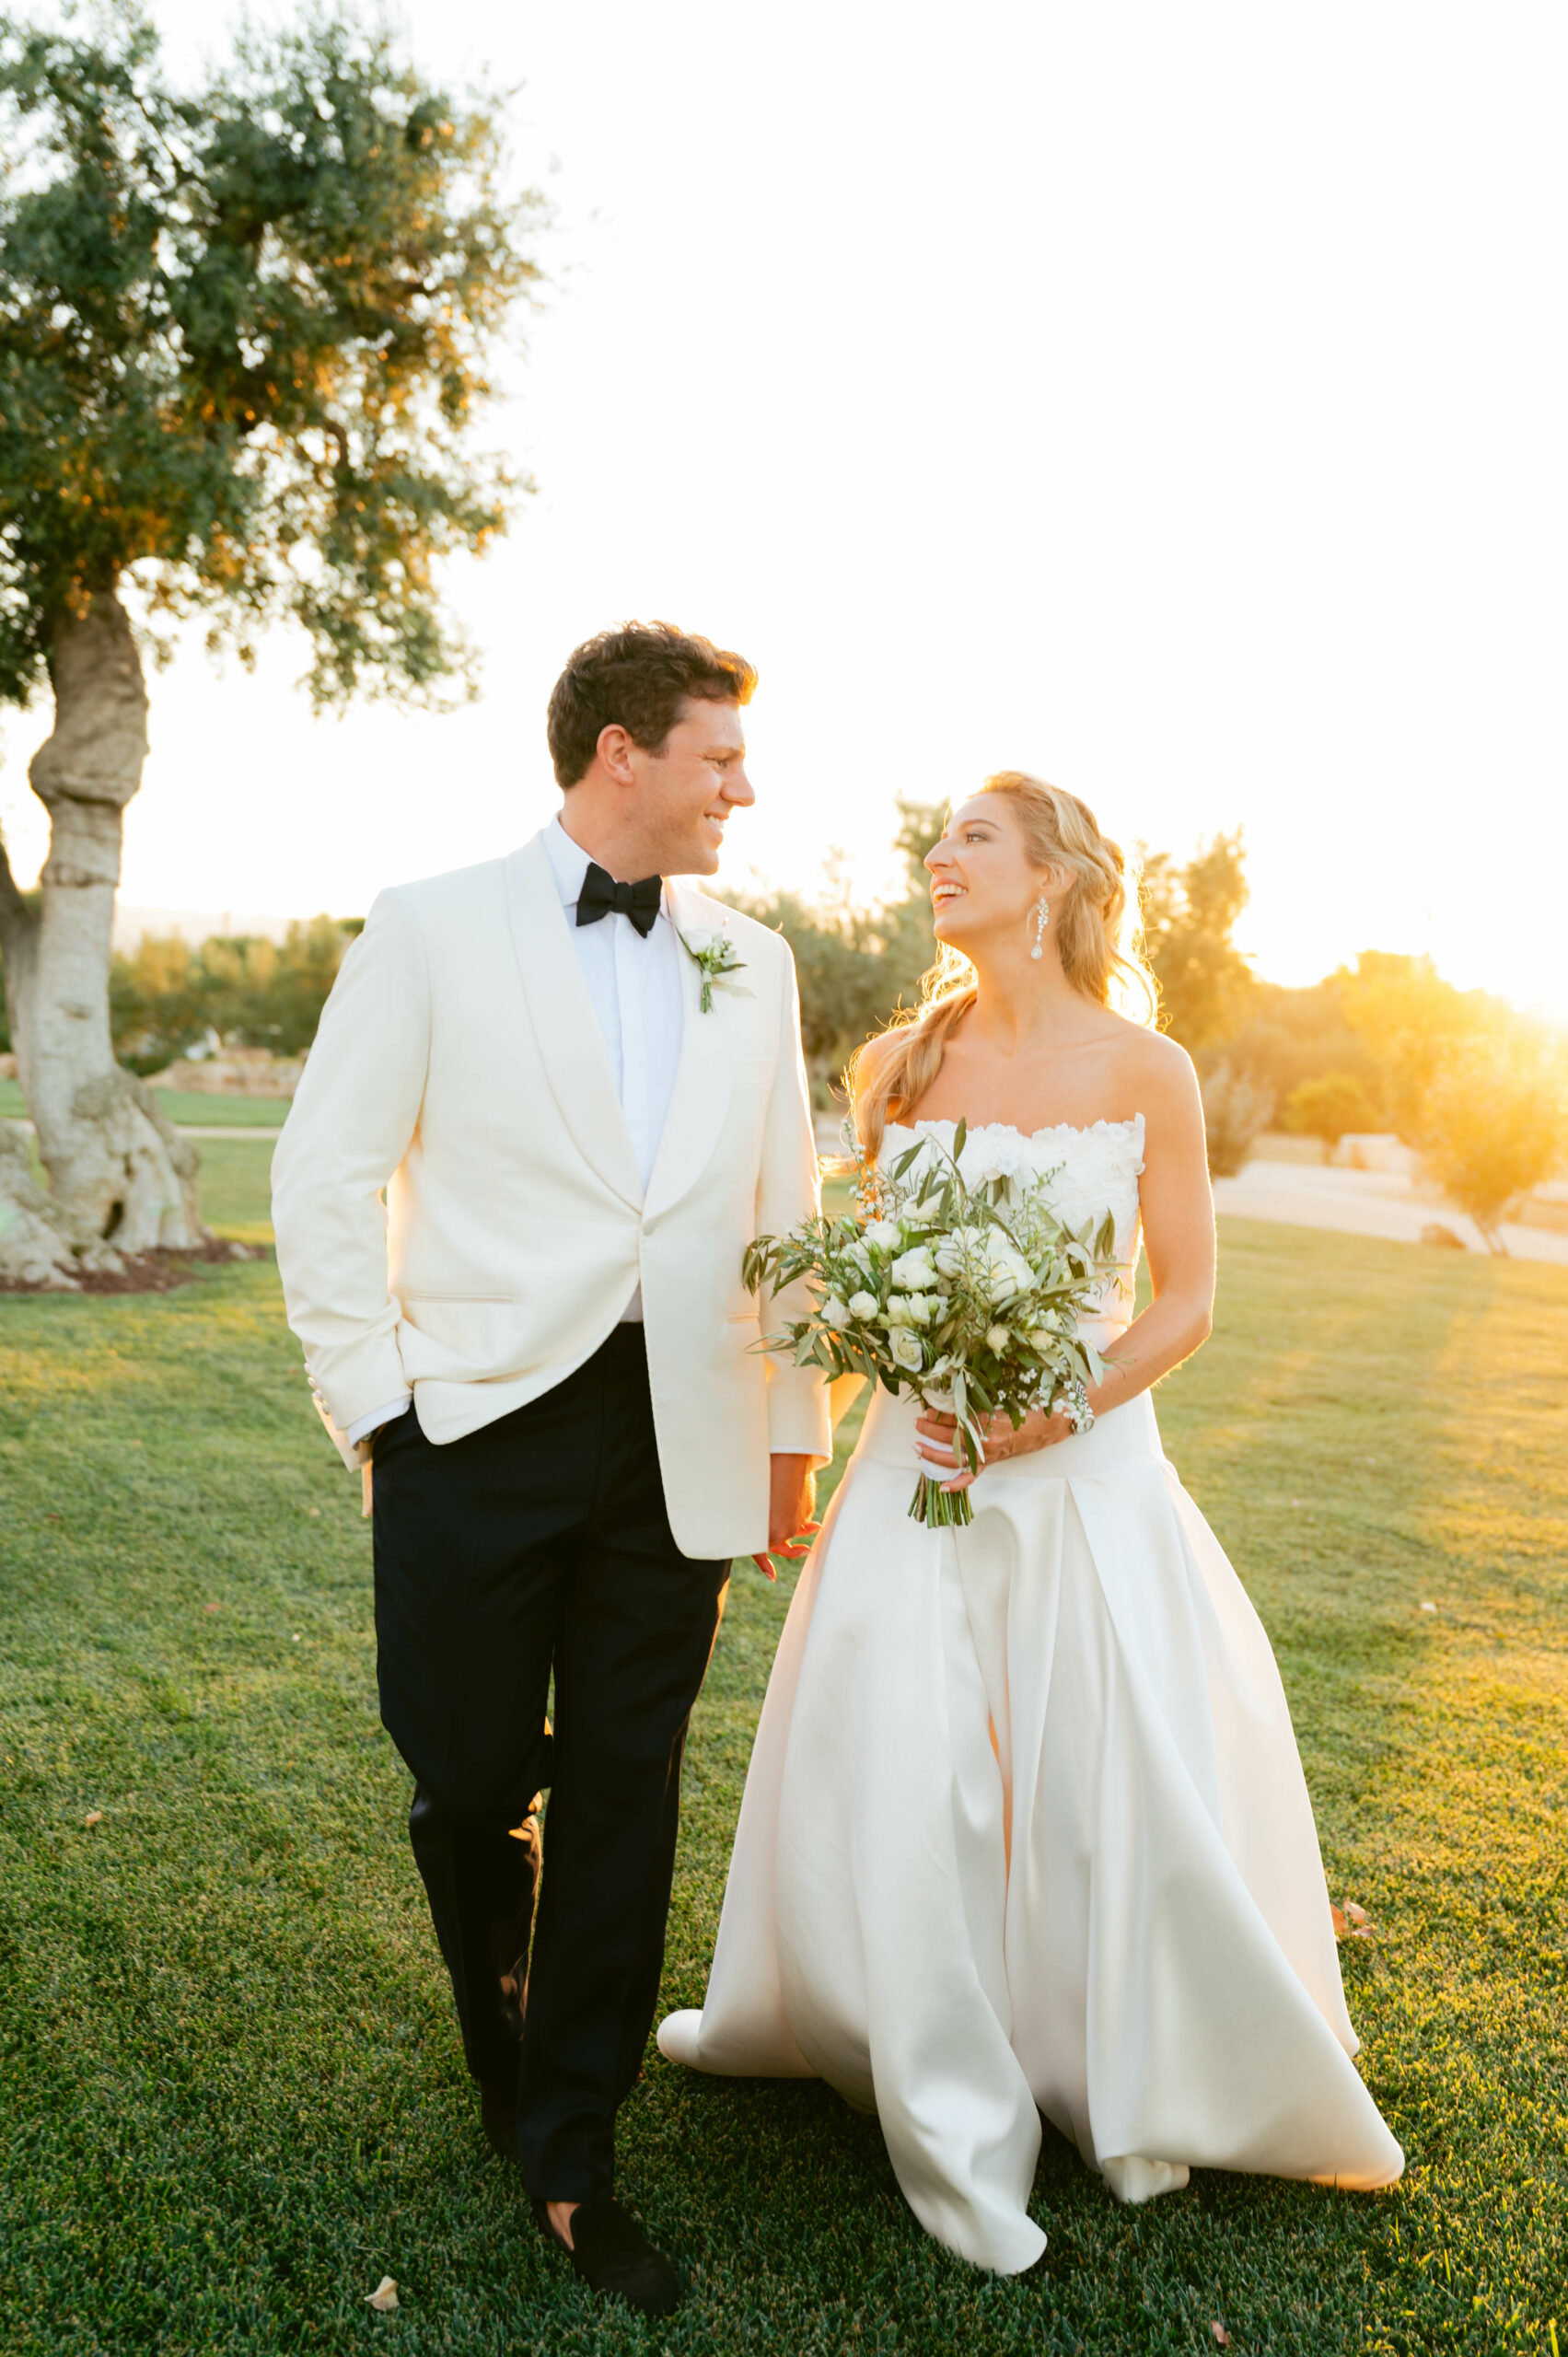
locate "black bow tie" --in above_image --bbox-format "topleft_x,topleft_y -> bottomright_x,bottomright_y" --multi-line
575,862 -> 663,938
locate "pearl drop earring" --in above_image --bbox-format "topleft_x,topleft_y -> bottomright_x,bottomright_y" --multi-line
1030,898 -> 1051,959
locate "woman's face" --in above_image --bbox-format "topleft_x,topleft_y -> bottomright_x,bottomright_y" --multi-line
925,795 -> 1050,952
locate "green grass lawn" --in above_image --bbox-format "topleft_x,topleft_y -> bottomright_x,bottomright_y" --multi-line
0,1080 -> 289,1128
196,1136 -> 279,1245
2,1222 -> 1564,2356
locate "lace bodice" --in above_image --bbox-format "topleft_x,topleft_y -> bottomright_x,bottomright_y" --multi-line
880,1116 -> 1146,1325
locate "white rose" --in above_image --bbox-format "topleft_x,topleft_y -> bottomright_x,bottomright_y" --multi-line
846,1240 -> 873,1275
921,1382 -> 957,1413
681,924 -> 718,955
889,1329 -> 924,1373
863,1219 -> 902,1253
890,1247 -> 937,1292
847,1291 -> 879,1321
933,1224 -> 987,1279
903,1193 -> 946,1228
985,1323 -> 1011,1353
819,1295 -> 852,1329
985,1245 -> 1034,1306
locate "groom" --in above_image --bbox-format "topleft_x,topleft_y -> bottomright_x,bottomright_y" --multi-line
271,621 -> 830,2316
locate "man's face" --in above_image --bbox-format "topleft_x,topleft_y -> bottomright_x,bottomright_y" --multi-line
626,698 -> 754,875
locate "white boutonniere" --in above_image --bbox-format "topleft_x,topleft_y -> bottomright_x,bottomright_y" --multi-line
678,924 -> 751,1014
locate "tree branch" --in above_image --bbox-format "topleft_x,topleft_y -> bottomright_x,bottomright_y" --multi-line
129,86 -> 192,187
0,831 -> 38,965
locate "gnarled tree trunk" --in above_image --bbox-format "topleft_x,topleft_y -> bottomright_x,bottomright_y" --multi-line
0,590 -> 204,1285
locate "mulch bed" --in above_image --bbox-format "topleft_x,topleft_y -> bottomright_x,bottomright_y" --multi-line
0,1240 -> 272,1297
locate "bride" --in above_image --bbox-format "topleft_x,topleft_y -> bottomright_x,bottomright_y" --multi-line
658,772 -> 1403,2273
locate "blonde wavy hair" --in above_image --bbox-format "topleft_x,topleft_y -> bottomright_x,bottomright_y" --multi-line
846,772 -> 1157,1158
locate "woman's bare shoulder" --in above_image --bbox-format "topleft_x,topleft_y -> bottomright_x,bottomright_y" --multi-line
1106,1017 -> 1201,1112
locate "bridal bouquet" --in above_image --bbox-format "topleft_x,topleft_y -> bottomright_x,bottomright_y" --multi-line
744,1120 -> 1121,1528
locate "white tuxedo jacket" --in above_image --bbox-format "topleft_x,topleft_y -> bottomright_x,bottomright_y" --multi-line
271,833 -> 831,1559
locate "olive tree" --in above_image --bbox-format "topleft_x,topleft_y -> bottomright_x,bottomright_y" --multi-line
0,6 -> 537,1282
1421,1036 -> 1566,1255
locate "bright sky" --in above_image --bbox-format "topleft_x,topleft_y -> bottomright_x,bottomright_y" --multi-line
3,2 -> 1565,1014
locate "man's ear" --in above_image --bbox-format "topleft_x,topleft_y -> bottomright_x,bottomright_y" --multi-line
597,723 -> 640,788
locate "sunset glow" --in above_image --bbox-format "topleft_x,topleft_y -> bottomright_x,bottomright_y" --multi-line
1,1 -> 1562,1018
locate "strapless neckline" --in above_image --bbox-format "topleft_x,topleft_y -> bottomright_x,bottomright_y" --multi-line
886,1115 -> 1145,1147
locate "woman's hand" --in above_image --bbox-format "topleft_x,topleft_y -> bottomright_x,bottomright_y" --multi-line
914,1403 -> 1076,1492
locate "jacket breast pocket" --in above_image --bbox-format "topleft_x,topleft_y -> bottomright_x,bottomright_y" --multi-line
400,1290 -> 513,1304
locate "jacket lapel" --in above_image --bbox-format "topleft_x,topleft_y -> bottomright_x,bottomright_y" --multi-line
643,883 -> 738,1224
504,836 -> 644,1211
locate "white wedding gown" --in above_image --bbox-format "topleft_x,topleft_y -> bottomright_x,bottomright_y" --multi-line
659,1118 -> 1403,2273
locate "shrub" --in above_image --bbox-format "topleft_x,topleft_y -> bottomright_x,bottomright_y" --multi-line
1283,1071 -> 1383,1159
1202,1062 -> 1274,1178
1420,1038 -> 1567,1254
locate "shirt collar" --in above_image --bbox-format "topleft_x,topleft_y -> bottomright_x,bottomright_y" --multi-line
543,814 -> 592,909
544,814 -> 671,927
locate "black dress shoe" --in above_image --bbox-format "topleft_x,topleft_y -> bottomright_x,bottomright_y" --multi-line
480,2084 -> 517,2162
532,2195 -> 679,2316
497,1969 -> 526,2045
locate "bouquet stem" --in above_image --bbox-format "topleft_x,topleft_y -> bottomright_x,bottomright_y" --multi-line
908,1473 -> 974,1529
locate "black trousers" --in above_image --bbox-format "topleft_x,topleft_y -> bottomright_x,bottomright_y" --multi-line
371,1325 -> 729,2200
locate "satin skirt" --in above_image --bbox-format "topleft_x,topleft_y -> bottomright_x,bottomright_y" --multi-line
659,1383 -> 1404,2273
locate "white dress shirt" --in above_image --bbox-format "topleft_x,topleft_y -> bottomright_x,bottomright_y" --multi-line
540,815 -> 686,1192
345,814 -> 686,1444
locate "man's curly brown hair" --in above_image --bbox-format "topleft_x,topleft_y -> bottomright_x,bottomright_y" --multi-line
546,621 -> 758,790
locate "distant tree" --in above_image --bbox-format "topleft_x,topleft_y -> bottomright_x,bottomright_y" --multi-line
110,915 -> 358,1073
244,917 -> 361,1056
1141,831 -> 1252,1052
722,882 -> 889,1097
1220,974 -> 1381,1117
1282,1070 -> 1382,1160
889,796 -> 946,910
1420,1036 -> 1567,1254
108,933 -> 207,1074
1334,952 -> 1495,1147
0,6 -> 538,1282
726,796 -> 942,1108
876,792 -> 942,1010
